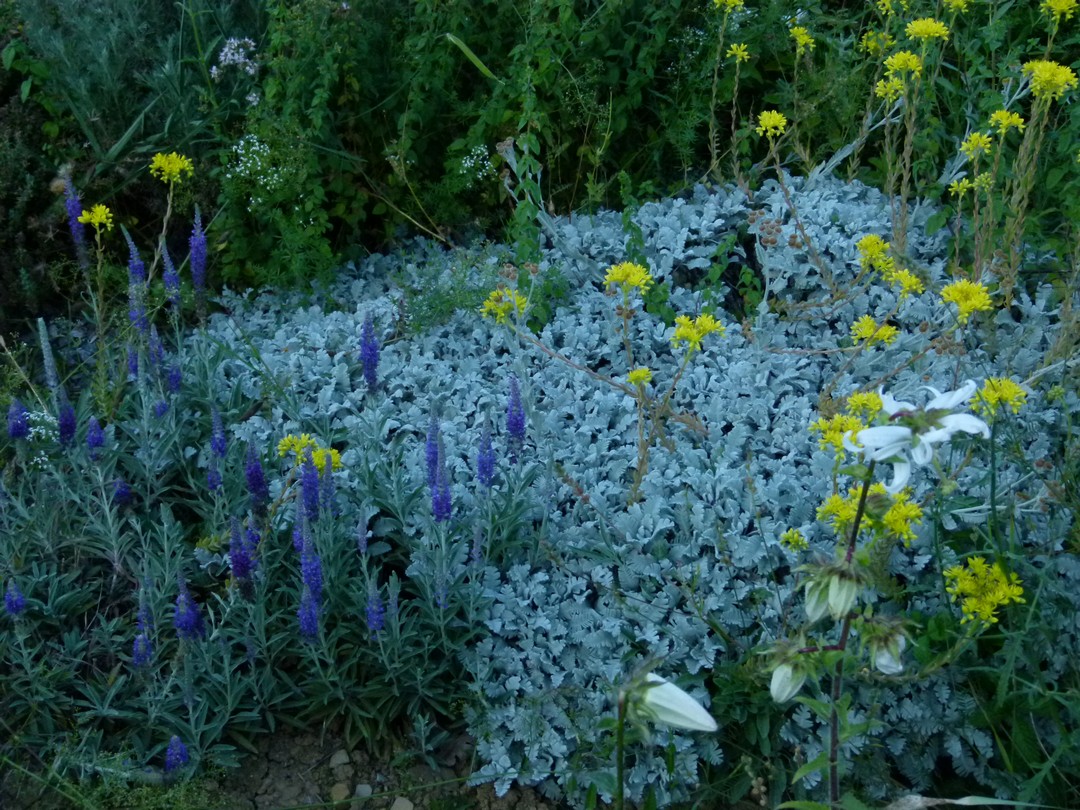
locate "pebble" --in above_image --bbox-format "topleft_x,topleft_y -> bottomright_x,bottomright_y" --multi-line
354,784 -> 374,798
329,782 -> 351,803
329,748 -> 351,768
390,798 -> 415,810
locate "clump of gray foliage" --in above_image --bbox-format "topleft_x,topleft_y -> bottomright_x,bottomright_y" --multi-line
203,174 -> 1077,807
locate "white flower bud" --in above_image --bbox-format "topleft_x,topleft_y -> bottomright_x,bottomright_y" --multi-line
640,674 -> 718,732
828,572 -> 859,620
770,663 -> 807,703
873,635 -> 906,675
804,578 -> 830,624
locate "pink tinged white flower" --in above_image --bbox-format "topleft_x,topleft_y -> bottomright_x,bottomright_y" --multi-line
845,381 -> 990,494
641,674 -> 719,732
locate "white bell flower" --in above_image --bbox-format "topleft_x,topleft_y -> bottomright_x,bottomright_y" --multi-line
845,380 -> 990,494
640,673 -> 719,732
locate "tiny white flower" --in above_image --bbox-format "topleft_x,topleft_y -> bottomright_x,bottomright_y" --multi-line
640,674 -> 719,732
845,380 -> 989,494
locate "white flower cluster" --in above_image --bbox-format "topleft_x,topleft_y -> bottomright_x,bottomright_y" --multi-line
27,411 -> 58,443
459,145 -> 495,183
210,37 -> 259,80
225,134 -> 287,210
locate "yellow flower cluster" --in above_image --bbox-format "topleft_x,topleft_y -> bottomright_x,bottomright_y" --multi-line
817,490 -> 861,534
905,17 -> 950,41
604,261 -> 653,293
845,391 -> 883,421
277,433 -> 343,475
882,491 -> 923,544
780,528 -> 809,552
875,77 -> 905,102
884,50 -> 923,78
1041,0 -> 1078,25
1022,59 -> 1079,102
480,288 -> 528,324
790,26 -> 815,57
714,0 -> 745,12
809,413 -> 865,452
960,132 -> 993,161
627,367 -> 652,386
875,0 -> 910,16
850,315 -> 899,346
940,279 -> 993,323
855,234 -> 924,298
727,43 -> 751,63
972,377 -> 1028,416
943,0 -> 970,12
756,110 -> 788,138
670,313 -> 725,352
860,30 -> 896,56
149,152 -> 195,185
78,204 -> 114,232
989,110 -> 1025,137
944,557 -> 1025,624
948,178 -> 974,197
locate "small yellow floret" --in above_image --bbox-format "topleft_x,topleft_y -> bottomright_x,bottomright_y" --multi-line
1041,0 -> 1078,25
948,178 -> 973,197
845,391 -> 883,421
756,110 -> 788,138
960,132 -> 993,161
856,234 -> 890,270
604,262 -> 654,293
884,267 -> 925,298
789,26 -> 815,57
860,30 -> 896,57
940,279 -> 993,323
671,313 -> 726,352
884,50 -> 923,78
943,0 -> 970,12
989,110 -> 1025,138
874,77 -> 905,102
627,368 -> 653,386
906,18 -> 950,41
973,377 -> 1028,417
944,557 -> 1025,624
850,315 -> 899,346
78,204 -> 114,232
883,492 -> 923,544
727,43 -> 751,63
780,528 -> 809,551
809,413 -> 865,452
1022,60 -> 1079,102
149,152 -> 195,185
714,0 -> 745,12
480,288 -> 528,324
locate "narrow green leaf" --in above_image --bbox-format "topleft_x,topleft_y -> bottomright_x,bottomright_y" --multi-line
444,33 -> 503,83
792,751 -> 829,785
777,801 -> 831,810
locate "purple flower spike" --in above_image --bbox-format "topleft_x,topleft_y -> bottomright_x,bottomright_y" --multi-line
477,424 -> 494,488
301,451 -> 319,523
507,375 -> 525,463
299,538 -> 323,605
425,417 -> 440,492
166,364 -> 182,394
229,517 -> 254,581
127,345 -> 139,380
432,437 -> 451,523
162,246 -> 180,309
7,399 -> 29,440
207,465 -> 222,492
132,633 -> 153,668
87,416 -> 105,459
113,478 -> 133,506
189,207 -> 207,294
164,736 -> 190,773
58,402 -> 76,447
360,314 -> 379,390
365,584 -> 385,636
297,587 -> 319,640
245,444 -> 269,515
153,400 -> 169,419
148,326 -> 164,371
4,580 -> 26,616
173,578 -> 205,641
124,230 -> 149,337
65,182 -> 89,271
210,409 -> 227,458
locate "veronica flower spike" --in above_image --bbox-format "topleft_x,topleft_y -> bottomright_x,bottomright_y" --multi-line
845,380 -> 990,494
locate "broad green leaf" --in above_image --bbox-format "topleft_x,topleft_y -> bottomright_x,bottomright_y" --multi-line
792,750 -> 829,785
